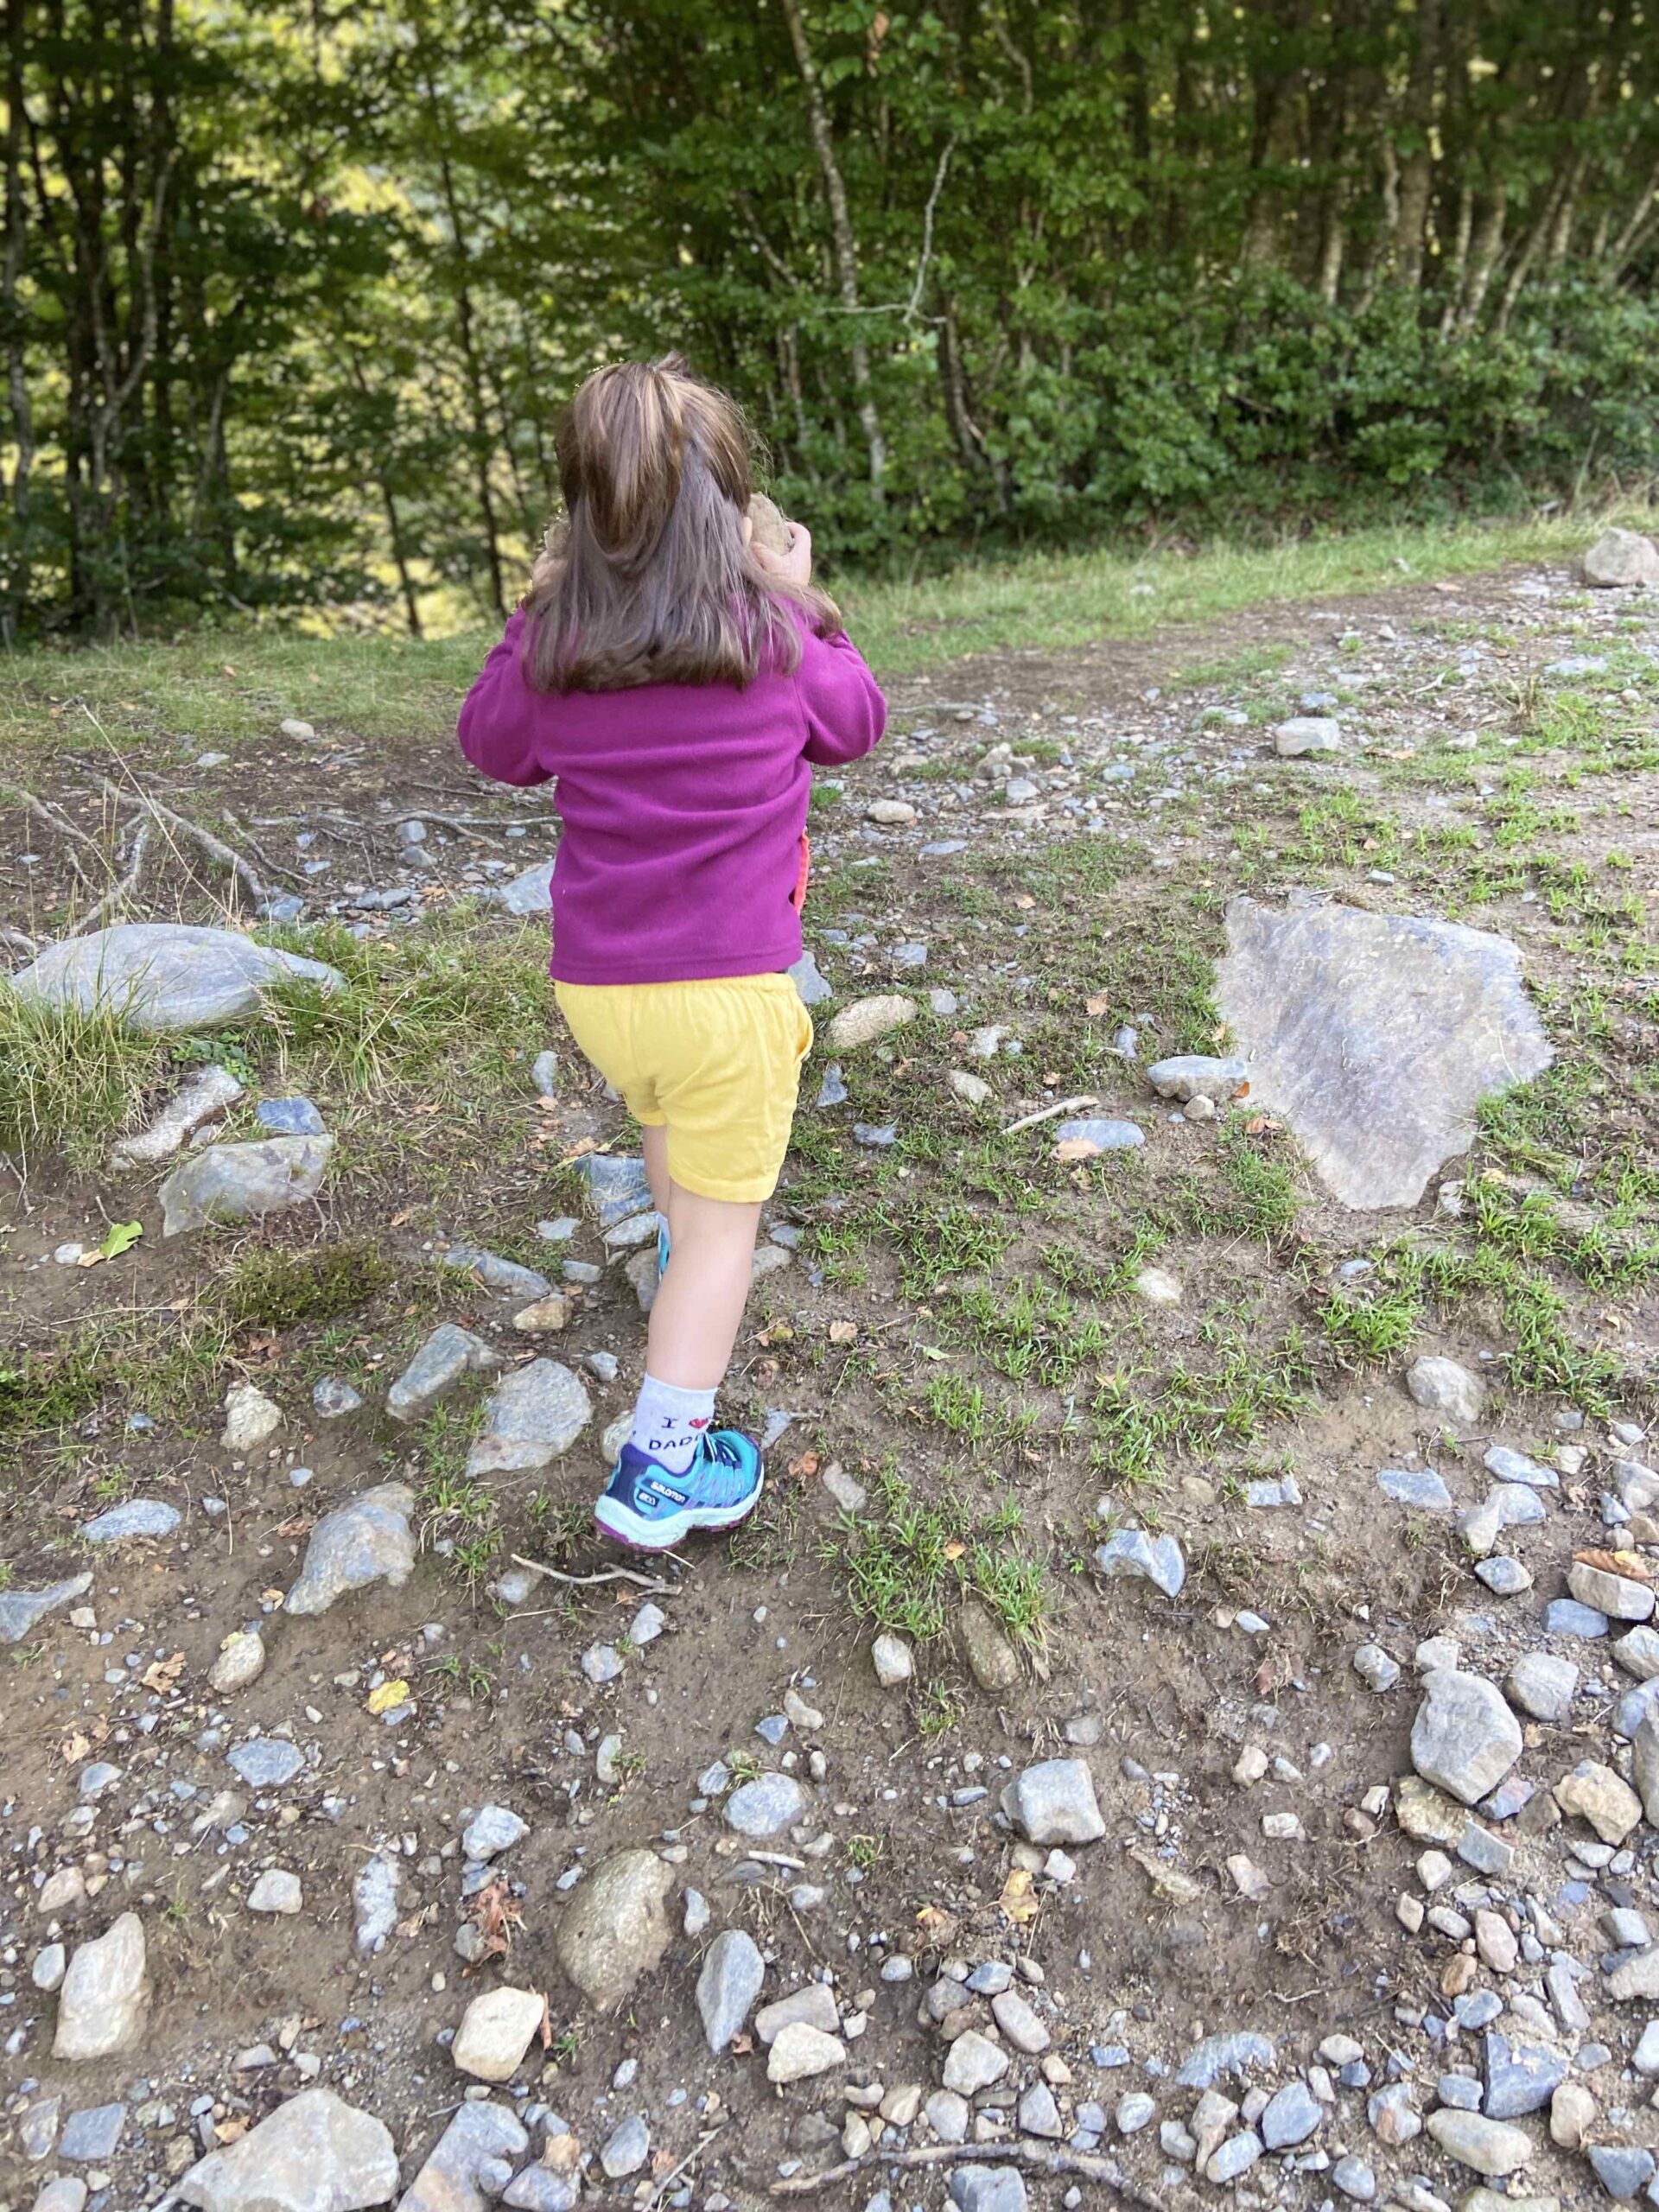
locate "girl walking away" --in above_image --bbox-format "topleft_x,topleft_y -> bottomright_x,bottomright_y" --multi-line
458,356 -> 887,1550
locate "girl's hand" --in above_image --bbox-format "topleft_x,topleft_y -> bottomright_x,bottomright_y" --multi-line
773,521 -> 812,590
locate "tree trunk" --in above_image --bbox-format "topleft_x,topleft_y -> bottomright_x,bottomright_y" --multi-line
1393,0 -> 1441,293
776,0 -> 885,500
2,0 -> 36,641
1456,196 -> 1507,330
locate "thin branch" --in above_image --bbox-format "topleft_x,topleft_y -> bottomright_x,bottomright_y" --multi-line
1002,1094 -> 1099,1135
3,925 -> 38,957
96,776 -> 268,906
508,1552 -> 682,1595
905,137 -> 957,323
768,2138 -> 1166,2203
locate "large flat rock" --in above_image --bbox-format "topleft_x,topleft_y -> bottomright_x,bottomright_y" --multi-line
9,924 -> 343,1032
1215,894 -> 1552,1210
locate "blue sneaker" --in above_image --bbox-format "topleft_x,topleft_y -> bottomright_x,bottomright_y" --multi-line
594,1430 -> 764,1552
656,1216 -> 671,1279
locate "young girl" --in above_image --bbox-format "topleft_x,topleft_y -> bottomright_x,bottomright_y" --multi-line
458,355 -> 887,1551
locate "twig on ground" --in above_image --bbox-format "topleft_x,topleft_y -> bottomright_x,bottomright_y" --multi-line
1001,1093 -> 1098,1135
768,2139 -> 1164,2203
98,776 -> 269,906
645,2125 -> 726,2212
3,925 -> 39,957
389,811 -> 512,839
0,779 -> 99,886
508,1552 -> 680,1595
71,818 -> 152,934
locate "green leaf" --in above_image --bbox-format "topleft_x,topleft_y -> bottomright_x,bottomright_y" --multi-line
99,1221 -> 144,1260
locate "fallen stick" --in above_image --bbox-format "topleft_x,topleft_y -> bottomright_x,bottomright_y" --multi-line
2,925 -> 39,957
767,2138 -> 1165,2204
1001,1093 -> 1098,1135
508,1551 -> 679,1595
71,818 -> 151,934
99,777 -> 269,906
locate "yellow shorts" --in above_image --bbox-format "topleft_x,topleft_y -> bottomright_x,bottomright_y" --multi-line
555,972 -> 813,1204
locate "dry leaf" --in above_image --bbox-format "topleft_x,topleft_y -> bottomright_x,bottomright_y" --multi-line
1127,1844 -> 1204,1904
943,1539 -> 967,1561
915,1904 -> 957,1945
786,1450 -> 822,1480
828,1319 -> 858,1345
1084,991 -> 1111,1016
366,1678 -> 410,1715
1056,1137 -> 1103,1161
1574,1548 -> 1655,1582
142,1652 -> 186,1692
1014,893 -> 1035,910
61,1732 -> 92,1764
998,1866 -> 1040,1926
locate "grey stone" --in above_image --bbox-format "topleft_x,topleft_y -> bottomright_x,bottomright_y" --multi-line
1332,2158 -> 1377,2202
926,2092 -> 970,2145
1613,1625 -> 1659,1680
959,1596 -> 1022,1690
1272,715 -> 1342,756
352,1854 -> 399,1957
990,1986 -> 1050,2053
1581,526 -> 1659,588
724,1772 -> 807,1837
495,856 -> 555,914
1587,2145 -> 1655,2198
1423,2109 -> 1532,2176
1216,896 -> 1551,1209
1145,1053 -> 1248,1100
19,2096 -> 63,2159
81,1497 -> 179,1542
948,2171 -> 1028,2212
285,1484 -> 416,1615
462,1805 -> 528,1861
60,2102 -> 127,2160
570,1152 -> 653,1228
159,1135 -> 334,1236
755,1984 -> 840,2044
442,1245 -> 551,1300
10,924 -> 343,1031
388,1325 -> 499,1421
1476,1555 -> 1533,1595
1567,1560 -> 1654,1622
111,1064 -> 244,1166
1095,1528 -> 1185,1597
1506,1652 -> 1577,1723
31,2180 -> 86,2212
531,1049 -> 559,1096
1001,1759 -> 1105,1846
452,1986 -> 545,2082
467,1361 -> 591,1475
32,1941 -> 66,1991
1412,1669 -> 1522,1805
398,2101 -> 530,2212
210,1630 -> 266,1694
789,949 -> 833,1006
502,2171 -> 577,2212
872,1632 -> 913,1687
1633,1716 -> 1659,1826
248,1868 -> 302,1915
0,1572 -> 92,1643
1543,1598 -> 1608,1638
1017,2082 -> 1062,2138
1484,1444 -> 1558,1488
553,1848 -> 675,2012
1053,1116 -> 1144,1153
767,2021 -> 846,2082
53,1911 -> 150,2061
1354,1643 -> 1401,1691
1177,2032 -> 1275,2088
222,1378 -> 281,1449
817,1062 -> 849,1107
176,2088 -> 397,2212
1377,1466 -> 1453,1510
1261,2081 -> 1322,2148
696,1927 -> 766,2052
942,2030 -> 1009,2094
1407,1356 -> 1487,1424
1481,2031 -> 1565,2119
256,1095 -> 326,1136
227,1737 -> 305,1787
1207,2132 -> 1263,2183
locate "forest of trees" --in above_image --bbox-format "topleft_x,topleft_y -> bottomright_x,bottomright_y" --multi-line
4,0 -> 1659,638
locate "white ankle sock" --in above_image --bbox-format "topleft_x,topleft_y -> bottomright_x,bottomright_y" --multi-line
630,1374 -> 715,1473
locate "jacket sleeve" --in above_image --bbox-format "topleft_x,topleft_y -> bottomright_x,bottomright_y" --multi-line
796,626 -> 887,768
457,610 -> 552,787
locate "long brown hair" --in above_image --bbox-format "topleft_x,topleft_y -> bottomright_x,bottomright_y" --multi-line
522,355 -> 841,694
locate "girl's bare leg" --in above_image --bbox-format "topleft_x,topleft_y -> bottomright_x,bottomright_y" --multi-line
647,1183 -> 762,1390
642,1123 -> 671,1217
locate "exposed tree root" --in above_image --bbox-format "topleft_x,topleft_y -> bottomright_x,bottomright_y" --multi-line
767,2138 -> 1166,2204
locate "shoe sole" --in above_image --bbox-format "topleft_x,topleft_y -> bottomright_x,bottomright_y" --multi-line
594,1471 -> 765,1554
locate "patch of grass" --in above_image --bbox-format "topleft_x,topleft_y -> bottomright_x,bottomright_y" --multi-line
213,1238 -> 397,1332
944,1276 -> 1106,1389
1168,1120 -> 1302,1239
0,992 -> 167,1167
0,1306 -> 232,1466
829,1462 -> 1051,1648
1090,1330 -> 1316,1484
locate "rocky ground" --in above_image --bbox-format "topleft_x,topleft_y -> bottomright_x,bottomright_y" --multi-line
1,531 -> 1657,2212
